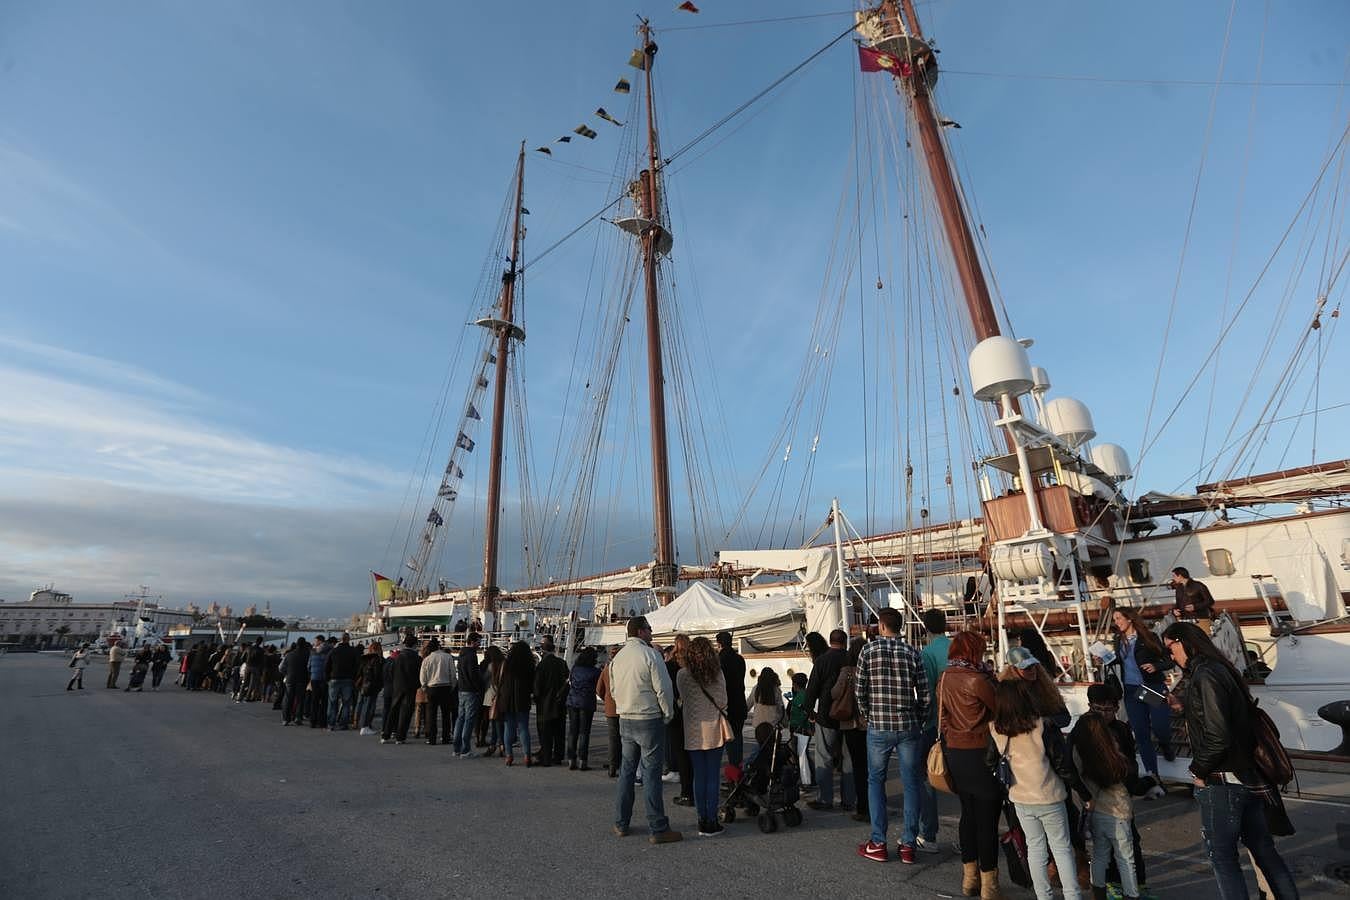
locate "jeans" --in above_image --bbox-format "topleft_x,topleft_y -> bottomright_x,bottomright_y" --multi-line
424,685 -> 454,743
616,716 -> 669,835
814,725 -> 854,807
355,692 -> 379,729
1197,782 -> 1300,900
283,682 -> 305,723
666,716 -> 692,796
502,710 -> 531,758
151,667 -> 166,688
844,728 -> 869,815
327,678 -> 355,729
383,692 -> 414,741
538,716 -> 565,763
725,716 -> 746,766
689,747 -> 723,823
1015,800 -> 1082,900
308,680 -> 328,728
917,726 -> 938,840
794,733 -> 813,785
1123,685 -> 1172,774
567,708 -> 595,762
867,727 -> 923,846
454,691 -> 479,753
606,715 -> 621,771
1090,810 -> 1139,897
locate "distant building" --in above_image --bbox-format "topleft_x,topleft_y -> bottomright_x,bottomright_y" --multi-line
0,588 -> 196,647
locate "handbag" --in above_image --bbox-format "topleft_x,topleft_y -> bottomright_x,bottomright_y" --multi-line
999,803 -> 1033,888
1249,698 -> 1294,788
927,675 -> 956,794
696,681 -> 736,745
994,734 -> 1016,789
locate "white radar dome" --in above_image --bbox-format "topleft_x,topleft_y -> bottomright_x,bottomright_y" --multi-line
968,336 -> 1034,402
1090,443 -> 1132,481
1032,366 -> 1051,394
1043,396 -> 1097,448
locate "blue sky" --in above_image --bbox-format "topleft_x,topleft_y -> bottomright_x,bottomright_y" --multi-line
1,1 -> 1346,615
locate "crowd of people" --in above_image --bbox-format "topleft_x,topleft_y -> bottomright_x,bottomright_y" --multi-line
69,572 -> 1298,899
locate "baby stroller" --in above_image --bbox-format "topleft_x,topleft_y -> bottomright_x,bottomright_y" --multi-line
719,722 -> 802,833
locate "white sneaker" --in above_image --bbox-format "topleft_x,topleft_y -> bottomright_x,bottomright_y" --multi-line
359,727 -> 375,736
914,837 -> 942,855
1145,784 -> 1166,800
661,772 -> 680,783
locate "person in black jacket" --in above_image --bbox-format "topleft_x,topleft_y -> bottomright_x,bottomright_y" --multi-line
533,636 -> 570,766
281,638 -> 310,725
355,641 -> 384,735
1111,608 -> 1175,783
716,631 -> 747,765
1162,623 -> 1299,900
325,633 -> 361,731
1170,567 -> 1216,633
453,634 -> 483,756
381,638 -> 421,745
805,628 -> 854,811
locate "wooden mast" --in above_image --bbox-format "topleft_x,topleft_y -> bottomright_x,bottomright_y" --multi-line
637,20 -> 678,600
880,0 -> 1000,341
479,143 -> 527,615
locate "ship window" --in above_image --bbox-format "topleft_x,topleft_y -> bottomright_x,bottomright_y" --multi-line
1127,559 -> 1150,584
1205,548 -> 1235,577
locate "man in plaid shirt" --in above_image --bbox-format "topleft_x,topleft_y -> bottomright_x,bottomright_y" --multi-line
854,607 -> 929,863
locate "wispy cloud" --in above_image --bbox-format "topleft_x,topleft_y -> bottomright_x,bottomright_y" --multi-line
0,344 -> 400,506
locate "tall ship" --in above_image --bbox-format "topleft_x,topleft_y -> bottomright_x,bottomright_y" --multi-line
372,4 -> 1350,766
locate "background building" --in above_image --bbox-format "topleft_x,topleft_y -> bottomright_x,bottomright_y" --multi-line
0,588 -> 196,648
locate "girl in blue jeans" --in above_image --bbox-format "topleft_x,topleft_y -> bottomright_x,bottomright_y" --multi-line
992,678 -> 1091,900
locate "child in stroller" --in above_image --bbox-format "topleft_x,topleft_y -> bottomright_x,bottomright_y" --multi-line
719,722 -> 802,832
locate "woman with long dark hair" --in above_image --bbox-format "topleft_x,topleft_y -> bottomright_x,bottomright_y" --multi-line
991,679 -> 1089,900
566,646 -> 600,770
480,644 -> 506,756
1162,622 -> 1298,900
940,631 -> 1000,898
499,640 -> 536,767
677,636 -> 728,836
1111,608 -> 1175,785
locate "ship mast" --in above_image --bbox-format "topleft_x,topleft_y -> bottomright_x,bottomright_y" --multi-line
637,20 -> 678,600
879,0 -> 1000,341
478,143 -> 528,615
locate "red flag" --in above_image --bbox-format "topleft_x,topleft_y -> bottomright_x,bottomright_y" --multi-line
677,1 -> 699,12
858,45 -> 908,75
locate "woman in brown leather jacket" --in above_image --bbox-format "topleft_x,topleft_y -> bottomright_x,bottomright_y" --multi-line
939,631 -> 1002,899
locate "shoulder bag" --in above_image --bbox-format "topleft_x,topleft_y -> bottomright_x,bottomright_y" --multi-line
926,674 -> 956,794
697,680 -> 736,744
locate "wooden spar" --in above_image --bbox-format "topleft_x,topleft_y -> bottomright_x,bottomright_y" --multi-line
638,20 -> 678,599
479,143 -> 527,615
881,0 -> 1000,342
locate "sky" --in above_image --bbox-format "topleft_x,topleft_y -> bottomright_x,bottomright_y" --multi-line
1,1 -> 1346,617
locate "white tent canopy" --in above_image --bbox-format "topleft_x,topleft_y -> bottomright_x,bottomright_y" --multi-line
589,582 -> 802,649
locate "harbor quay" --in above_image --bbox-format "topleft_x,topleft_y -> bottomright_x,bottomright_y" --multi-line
1,654 -> 1346,899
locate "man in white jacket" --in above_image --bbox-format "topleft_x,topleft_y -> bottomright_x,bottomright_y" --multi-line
609,616 -> 681,844
418,639 -> 457,746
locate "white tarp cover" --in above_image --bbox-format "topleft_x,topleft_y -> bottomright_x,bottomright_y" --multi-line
1265,538 -> 1343,621
717,547 -> 838,596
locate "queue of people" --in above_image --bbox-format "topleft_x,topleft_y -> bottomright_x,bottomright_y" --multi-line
75,594 -> 1300,898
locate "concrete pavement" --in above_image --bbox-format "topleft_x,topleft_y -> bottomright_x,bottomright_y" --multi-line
1,653 -> 1346,899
